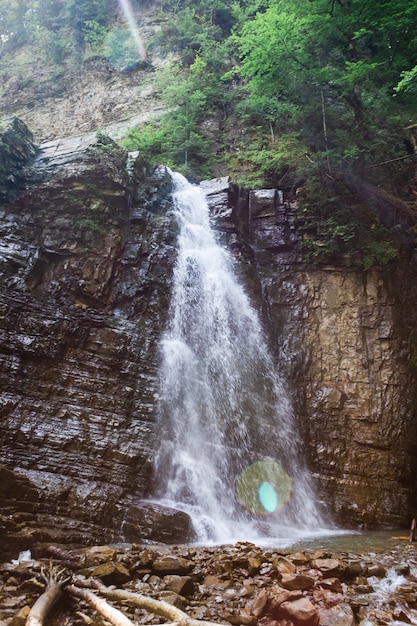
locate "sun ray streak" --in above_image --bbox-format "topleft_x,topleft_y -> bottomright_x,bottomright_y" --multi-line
117,0 -> 146,63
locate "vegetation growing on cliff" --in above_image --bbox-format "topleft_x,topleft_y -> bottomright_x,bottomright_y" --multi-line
122,0 -> 417,267
1,0 -> 417,267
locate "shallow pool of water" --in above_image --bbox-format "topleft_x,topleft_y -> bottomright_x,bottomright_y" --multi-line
289,529 -> 412,554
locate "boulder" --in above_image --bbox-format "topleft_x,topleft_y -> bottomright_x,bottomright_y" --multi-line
279,597 -> 319,626
153,555 -> 193,575
311,558 -> 343,577
91,562 -> 132,585
280,573 -> 316,591
83,546 -> 117,567
122,501 -> 196,544
164,575 -> 195,596
317,604 -> 355,626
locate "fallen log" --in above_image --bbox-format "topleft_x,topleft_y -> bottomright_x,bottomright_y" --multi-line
25,565 -> 68,626
80,580 -> 229,626
66,585 -> 135,626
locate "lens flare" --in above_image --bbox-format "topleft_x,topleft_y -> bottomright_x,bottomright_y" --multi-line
258,481 -> 278,513
236,460 -> 292,515
118,0 -> 146,63
105,0 -> 146,70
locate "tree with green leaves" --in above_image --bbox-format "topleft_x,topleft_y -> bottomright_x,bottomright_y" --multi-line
234,0 -> 417,176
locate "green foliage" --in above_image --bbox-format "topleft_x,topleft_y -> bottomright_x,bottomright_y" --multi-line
395,66 -> 417,96
233,0 -> 417,171
122,47 -> 233,177
2,0 -> 416,269
74,217 -> 104,235
0,0 -> 114,62
297,176 -> 400,270
82,19 -> 107,49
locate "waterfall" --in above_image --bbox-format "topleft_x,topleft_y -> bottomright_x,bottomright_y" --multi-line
154,171 -> 326,543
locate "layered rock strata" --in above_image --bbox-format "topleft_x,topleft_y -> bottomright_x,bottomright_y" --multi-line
220,186 -> 417,529
0,120 -> 417,559
0,121 -> 178,557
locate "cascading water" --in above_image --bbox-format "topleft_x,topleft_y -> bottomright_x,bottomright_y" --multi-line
153,171 -> 327,543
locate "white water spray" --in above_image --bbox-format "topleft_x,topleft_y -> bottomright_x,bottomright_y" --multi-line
154,172 -> 326,543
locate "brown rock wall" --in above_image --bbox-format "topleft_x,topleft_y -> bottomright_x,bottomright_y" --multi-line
0,124 -> 177,550
233,189 -> 417,528
1,120 -> 417,553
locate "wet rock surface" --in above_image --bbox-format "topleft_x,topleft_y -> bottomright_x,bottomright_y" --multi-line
216,187 -> 417,529
1,117 -> 417,556
0,118 -> 37,200
0,120 -> 178,555
1,540 -> 417,626
122,501 -> 197,545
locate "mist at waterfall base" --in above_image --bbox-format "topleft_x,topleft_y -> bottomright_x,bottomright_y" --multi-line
152,172 -> 333,545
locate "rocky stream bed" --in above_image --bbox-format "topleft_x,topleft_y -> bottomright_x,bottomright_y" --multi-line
1,537 -> 417,626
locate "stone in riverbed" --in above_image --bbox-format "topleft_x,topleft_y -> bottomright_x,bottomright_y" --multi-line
8,605 -> 30,626
122,501 -> 196,544
366,563 -> 386,578
250,588 -> 269,617
91,561 -> 132,585
273,555 -> 297,574
317,604 -> 355,626
164,574 -> 195,596
83,546 -> 117,567
280,572 -> 316,591
279,597 -> 319,626
153,555 -> 193,575
310,557 -> 343,577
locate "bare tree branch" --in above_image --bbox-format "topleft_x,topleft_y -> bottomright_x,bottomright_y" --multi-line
66,585 -> 136,626
25,564 -> 69,626
82,580 -> 229,626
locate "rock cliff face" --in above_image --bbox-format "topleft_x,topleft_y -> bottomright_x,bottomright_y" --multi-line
228,188 -> 417,529
0,120 -> 416,559
0,120 -> 178,557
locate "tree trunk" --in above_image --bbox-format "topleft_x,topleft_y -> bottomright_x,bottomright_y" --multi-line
25,580 -> 62,626
66,585 -> 135,626
87,582 -> 228,626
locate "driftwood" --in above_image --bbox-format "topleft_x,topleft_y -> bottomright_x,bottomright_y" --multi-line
66,585 -> 135,626
25,564 -> 69,626
79,579 -> 228,626
24,562 -> 229,626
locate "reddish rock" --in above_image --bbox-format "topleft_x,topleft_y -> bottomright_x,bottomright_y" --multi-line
310,558 -> 342,577
225,612 -> 257,626
280,573 -> 316,591
257,618 -> 282,626
164,575 -> 195,596
91,562 -> 131,585
269,588 -> 303,615
279,597 -> 319,626
312,588 -> 345,608
251,588 -> 270,617
83,546 -> 117,567
317,604 -> 355,626
153,555 -> 193,575
288,552 -> 309,566
273,556 -> 297,575
248,556 -> 262,575
315,577 -> 342,593
366,564 -> 386,578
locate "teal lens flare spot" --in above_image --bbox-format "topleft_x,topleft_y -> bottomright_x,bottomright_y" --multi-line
236,460 -> 292,514
258,481 -> 278,512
